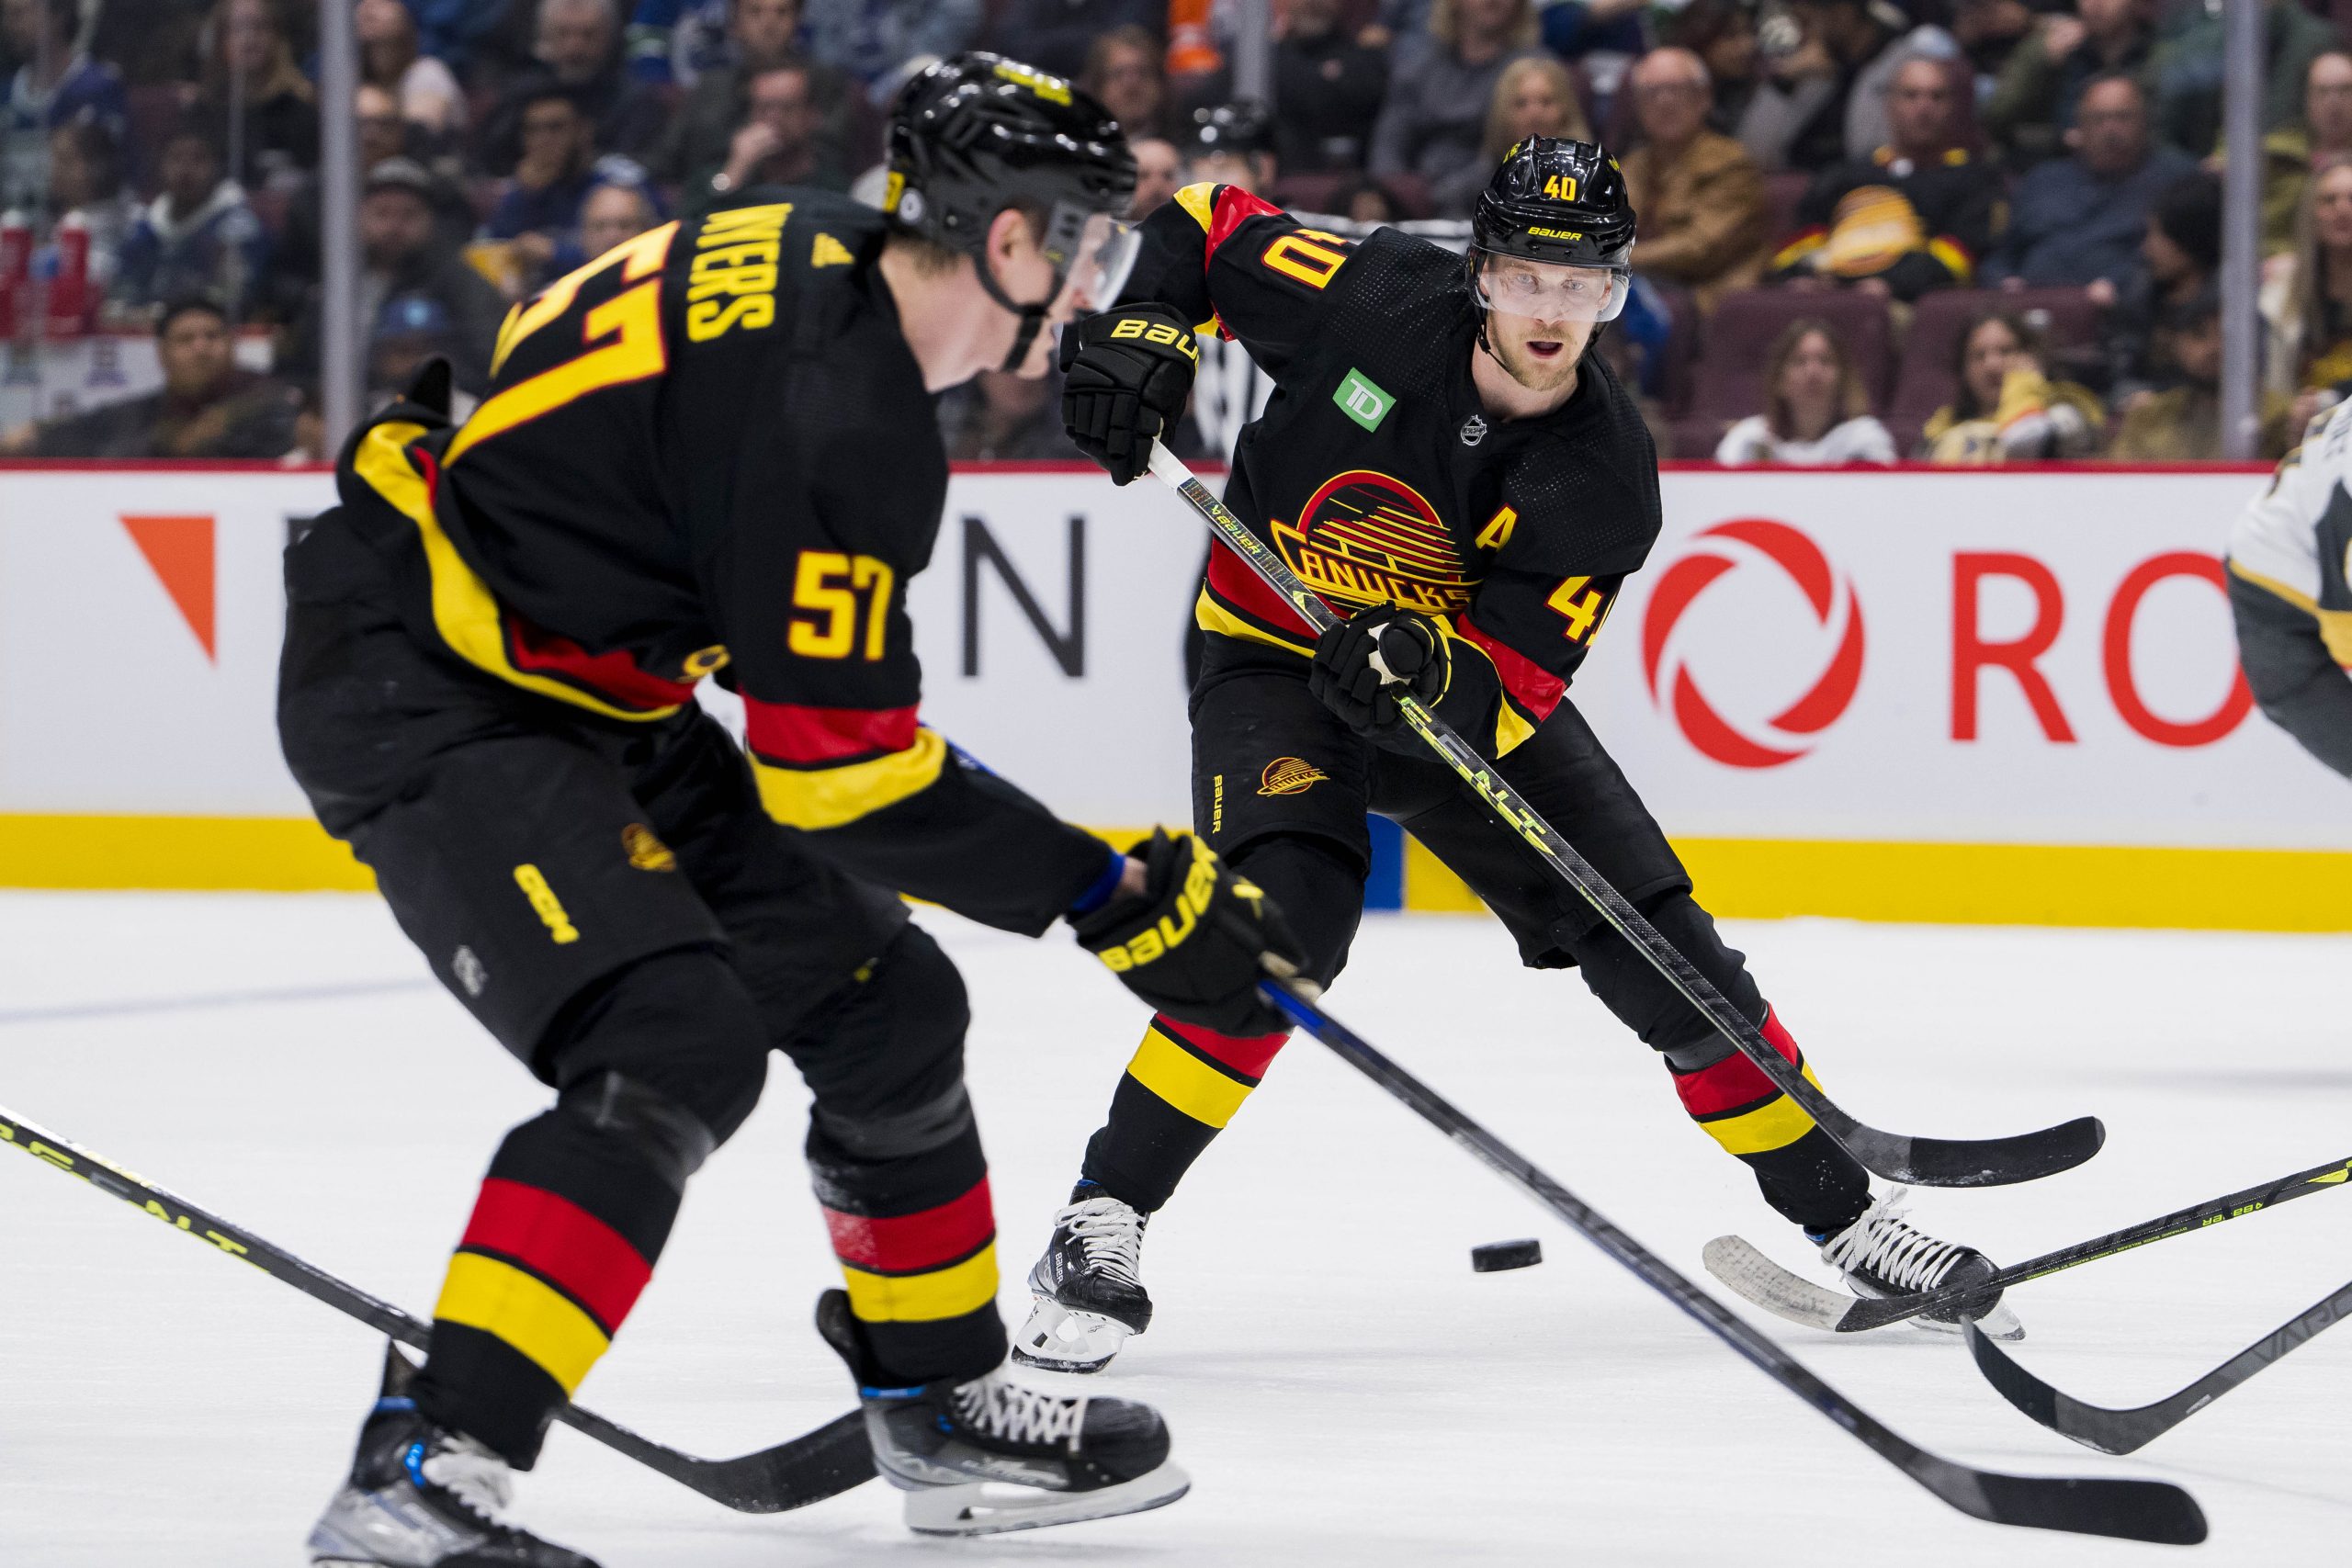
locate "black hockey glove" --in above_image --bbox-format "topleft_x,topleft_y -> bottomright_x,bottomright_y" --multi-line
1059,302 -> 1200,485
1071,829 -> 1305,1037
1309,610 -> 1447,750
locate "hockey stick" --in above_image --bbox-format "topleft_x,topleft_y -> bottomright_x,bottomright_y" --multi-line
1149,444 -> 2101,1189
0,1103 -> 874,1514
1702,1153 -> 2352,1335
1965,1280 -> 2352,1455
1251,978 -> 2205,1545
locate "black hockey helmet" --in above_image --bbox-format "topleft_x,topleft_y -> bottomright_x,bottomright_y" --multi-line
1185,100 -> 1274,158
886,52 -> 1141,369
1466,137 -> 1636,327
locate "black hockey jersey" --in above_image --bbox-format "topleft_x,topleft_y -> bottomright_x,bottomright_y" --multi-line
1127,182 -> 1663,757
332,189 -> 1112,934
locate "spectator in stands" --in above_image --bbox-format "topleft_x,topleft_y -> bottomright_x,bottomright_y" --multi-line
800,0 -> 980,104
484,86 -> 605,285
1921,310 -> 2104,463
1742,0 -> 1958,174
266,81 -> 470,321
625,0 -> 733,86
1619,47 -> 1768,314
2153,0 -> 2336,161
112,122 -> 266,319
1662,0 -> 1761,141
1771,55 -> 1998,300
578,176 -> 658,256
656,0 -> 854,194
989,0 -> 1159,82
2112,285 -> 2292,459
0,296 -> 299,457
345,156 -> 505,392
1949,0 -> 2035,85
2,0 -> 129,209
1536,0 -> 1645,123
2262,159 -> 2352,427
1079,25 -> 1167,143
1984,0 -> 2154,174
1269,0 -> 1386,175
44,119 -> 136,295
367,289 -> 473,412
401,0 -> 523,82
1184,100 -> 1276,196
2109,169 -> 2218,408
2251,51 -> 2352,260
1443,55 -> 1589,216
1984,73 -> 2191,299
1129,134 -> 1180,218
1331,175 -> 1401,224
194,0 -> 319,191
937,366 -> 1075,459
356,0 -> 465,138
1715,317 -> 1896,465
693,62 -> 844,206
1369,0 -> 1541,214
484,0 -> 668,171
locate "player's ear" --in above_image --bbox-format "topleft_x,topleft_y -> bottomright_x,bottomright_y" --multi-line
985,206 -> 1037,273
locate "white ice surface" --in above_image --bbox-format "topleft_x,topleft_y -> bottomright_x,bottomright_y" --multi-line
3,893 -> 2350,1566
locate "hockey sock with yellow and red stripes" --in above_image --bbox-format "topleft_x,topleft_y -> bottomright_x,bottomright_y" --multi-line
1670,1010 -> 1870,1235
1079,1012 -> 1289,1213
811,1119 -> 1006,1387
413,1106 -> 681,1467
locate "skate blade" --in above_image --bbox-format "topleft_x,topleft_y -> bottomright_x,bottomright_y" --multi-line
1011,1296 -> 1132,1374
903,1461 -> 1190,1536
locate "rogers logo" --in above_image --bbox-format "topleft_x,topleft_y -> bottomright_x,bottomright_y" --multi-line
1641,519 -> 1864,768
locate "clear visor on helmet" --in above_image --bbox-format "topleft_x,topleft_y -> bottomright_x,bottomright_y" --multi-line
1063,210 -> 1141,313
1471,247 -> 1628,323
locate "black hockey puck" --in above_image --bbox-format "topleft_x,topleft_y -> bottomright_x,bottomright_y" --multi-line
1471,1238 -> 1542,1272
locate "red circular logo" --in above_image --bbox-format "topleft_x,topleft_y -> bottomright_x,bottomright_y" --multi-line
1641,519 -> 1865,768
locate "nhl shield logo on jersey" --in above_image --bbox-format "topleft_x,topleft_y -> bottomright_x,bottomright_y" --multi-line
1272,469 -> 1476,615
1257,757 -> 1328,796
621,823 -> 678,872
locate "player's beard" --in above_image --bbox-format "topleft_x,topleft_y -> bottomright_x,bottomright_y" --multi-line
1490,318 -> 1588,393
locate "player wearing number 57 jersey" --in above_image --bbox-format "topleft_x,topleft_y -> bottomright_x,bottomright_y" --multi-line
1017,138 -> 2021,1375
280,56 -> 1302,1566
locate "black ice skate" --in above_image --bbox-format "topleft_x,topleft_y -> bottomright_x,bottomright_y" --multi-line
1814,1186 -> 2023,1340
1013,1183 -> 1152,1373
307,1396 -> 597,1567
817,1288 -> 1187,1536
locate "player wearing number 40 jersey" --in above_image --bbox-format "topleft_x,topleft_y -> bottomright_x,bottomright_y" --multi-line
1015,137 -> 2023,1375
279,54 -> 1302,1565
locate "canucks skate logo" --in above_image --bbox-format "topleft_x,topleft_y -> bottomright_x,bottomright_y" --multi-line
1272,470 -> 1476,615
1257,757 -> 1328,796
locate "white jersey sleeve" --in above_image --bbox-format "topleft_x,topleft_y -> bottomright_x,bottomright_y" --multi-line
2229,402 -> 2352,666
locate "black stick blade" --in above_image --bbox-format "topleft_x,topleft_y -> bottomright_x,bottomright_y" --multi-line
1963,1323 -> 2134,1452
689,1412 -> 875,1514
1854,1115 -> 2106,1190
1968,1472 -> 2208,1546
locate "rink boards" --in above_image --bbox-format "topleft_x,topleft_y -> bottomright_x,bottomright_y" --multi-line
0,458 -> 2344,929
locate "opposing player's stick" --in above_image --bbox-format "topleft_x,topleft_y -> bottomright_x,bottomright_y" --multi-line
1148,444 -> 2101,1190
1250,978 -> 2204,1544
1704,1152 -> 2352,1334
0,1103 -> 874,1513
1965,1279 -> 2352,1454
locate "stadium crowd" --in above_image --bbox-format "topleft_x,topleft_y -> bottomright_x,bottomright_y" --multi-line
0,0 -> 2342,464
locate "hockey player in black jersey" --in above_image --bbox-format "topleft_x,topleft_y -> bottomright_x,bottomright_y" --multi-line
280,55 -> 1301,1565
1014,138 -> 2019,1376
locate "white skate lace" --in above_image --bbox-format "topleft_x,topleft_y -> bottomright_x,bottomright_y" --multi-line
1060,1197 -> 1145,1289
418,1435 -> 515,1525
954,1372 -> 1086,1446
1817,1187 -> 1967,1293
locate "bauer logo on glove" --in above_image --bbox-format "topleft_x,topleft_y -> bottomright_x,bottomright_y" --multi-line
1060,302 -> 1201,485
1070,829 -> 1304,1036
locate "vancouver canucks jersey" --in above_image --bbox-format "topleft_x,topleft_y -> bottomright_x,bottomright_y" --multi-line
331,187 -> 1110,933
1125,182 -> 1663,757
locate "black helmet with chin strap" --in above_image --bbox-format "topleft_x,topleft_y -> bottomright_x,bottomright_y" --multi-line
1466,137 -> 1636,347
886,52 -> 1139,370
